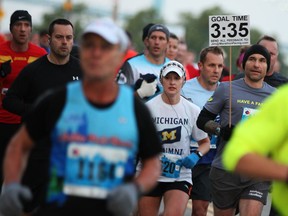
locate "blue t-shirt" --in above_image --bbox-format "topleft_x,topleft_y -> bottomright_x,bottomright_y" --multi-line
182,77 -> 219,164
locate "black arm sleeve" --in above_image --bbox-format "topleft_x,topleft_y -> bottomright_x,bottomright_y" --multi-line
196,107 -> 218,131
116,61 -> 135,86
3,67 -> 33,116
134,97 -> 162,159
25,88 -> 66,142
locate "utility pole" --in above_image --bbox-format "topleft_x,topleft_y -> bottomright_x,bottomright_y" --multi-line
63,0 -> 73,19
112,0 -> 118,22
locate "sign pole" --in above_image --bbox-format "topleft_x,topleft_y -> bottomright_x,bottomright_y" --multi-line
229,46 -> 232,127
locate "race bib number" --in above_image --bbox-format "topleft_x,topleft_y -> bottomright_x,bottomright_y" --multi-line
64,143 -> 128,199
210,135 -> 217,149
160,153 -> 182,179
242,107 -> 258,121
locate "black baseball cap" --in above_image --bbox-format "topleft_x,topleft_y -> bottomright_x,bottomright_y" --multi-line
142,23 -> 155,41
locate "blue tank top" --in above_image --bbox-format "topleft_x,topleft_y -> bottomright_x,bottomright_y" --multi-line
47,81 -> 139,204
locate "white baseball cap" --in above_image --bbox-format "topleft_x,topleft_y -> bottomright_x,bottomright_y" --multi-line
160,60 -> 186,78
81,18 -> 129,52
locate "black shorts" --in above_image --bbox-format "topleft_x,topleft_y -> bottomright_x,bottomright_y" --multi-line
209,167 -> 269,209
146,181 -> 192,197
190,164 -> 212,201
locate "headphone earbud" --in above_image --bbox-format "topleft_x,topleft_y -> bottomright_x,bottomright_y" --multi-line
182,80 -> 186,87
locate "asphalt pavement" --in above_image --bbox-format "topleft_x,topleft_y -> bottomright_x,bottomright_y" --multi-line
159,194 -> 272,216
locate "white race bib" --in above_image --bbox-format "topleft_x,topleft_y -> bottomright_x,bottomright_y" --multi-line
64,143 -> 128,199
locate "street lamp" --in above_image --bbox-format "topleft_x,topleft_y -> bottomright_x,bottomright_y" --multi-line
63,0 -> 73,19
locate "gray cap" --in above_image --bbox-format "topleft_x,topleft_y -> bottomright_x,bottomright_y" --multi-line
147,24 -> 170,39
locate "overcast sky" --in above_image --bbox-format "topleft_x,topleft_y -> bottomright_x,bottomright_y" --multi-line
2,0 -> 288,49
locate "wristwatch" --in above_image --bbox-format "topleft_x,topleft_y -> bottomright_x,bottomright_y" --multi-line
215,127 -> 221,136
194,150 -> 203,158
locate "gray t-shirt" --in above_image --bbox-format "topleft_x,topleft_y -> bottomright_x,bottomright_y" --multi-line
204,78 -> 276,169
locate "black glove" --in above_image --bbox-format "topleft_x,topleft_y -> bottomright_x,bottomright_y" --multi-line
0,60 -> 11,78
134,73 -> 157,90
220,125 -> 235,141
134,73 -> 160,93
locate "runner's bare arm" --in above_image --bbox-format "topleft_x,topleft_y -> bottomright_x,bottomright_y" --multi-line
134,156 -> 161,194
3,125 -> 34,184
